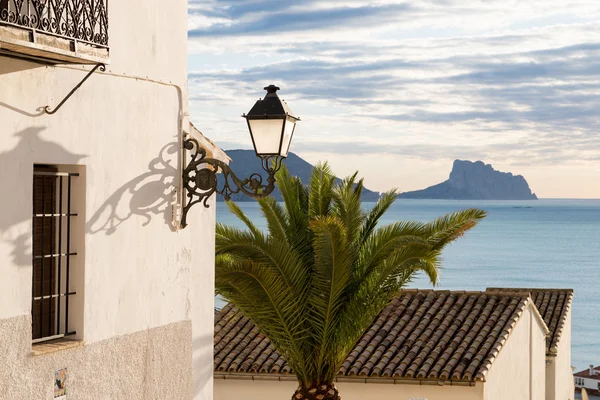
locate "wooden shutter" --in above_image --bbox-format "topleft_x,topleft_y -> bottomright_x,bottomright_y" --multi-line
32,165 -> 58,340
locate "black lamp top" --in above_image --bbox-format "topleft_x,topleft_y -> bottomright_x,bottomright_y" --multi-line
244,84 -> 298,119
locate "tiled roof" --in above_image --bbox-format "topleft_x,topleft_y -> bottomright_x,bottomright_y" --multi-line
215,290 -> 541,382
486,288 -> 573,355
574,366 -> 600,379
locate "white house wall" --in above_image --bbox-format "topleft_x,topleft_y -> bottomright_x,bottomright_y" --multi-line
546,357 -> 556,400
551,309 -> 574,400
214,379 -> 484,400
576,376 -> 600,392
531,306 -> 548,400
191,194 -> 217,400
0,0 -> 215,399
483,304 -> 547,400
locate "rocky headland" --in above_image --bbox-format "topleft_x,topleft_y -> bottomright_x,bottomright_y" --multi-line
398,160 -> 537,200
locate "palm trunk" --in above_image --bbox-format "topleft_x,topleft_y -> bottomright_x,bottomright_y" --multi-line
292,383 -> 341,400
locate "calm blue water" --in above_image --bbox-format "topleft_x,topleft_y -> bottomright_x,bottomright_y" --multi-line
216,199 -> 600,371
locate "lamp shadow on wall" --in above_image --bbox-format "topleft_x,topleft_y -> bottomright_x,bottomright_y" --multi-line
86,142 -> 180,236
0,127 -> 87,266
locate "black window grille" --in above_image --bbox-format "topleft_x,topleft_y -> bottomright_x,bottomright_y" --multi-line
32,165 -> 78,343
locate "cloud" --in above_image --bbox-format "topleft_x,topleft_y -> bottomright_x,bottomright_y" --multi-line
189,2 -> 414,37
187,1 -> 600,197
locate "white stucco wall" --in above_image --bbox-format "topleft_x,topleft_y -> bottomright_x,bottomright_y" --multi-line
575,375 -> 600,392
551,309 -> 574,400
192,194 -> 217,400
532,307 -> 549,400
483,303 -> 547,400
548,356 -> 557,400
214,379 -> 483,400
0,0 -> 215,399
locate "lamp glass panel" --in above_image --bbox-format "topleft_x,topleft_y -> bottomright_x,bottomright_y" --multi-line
248,119 -> 285,155
280,117 -> 297,157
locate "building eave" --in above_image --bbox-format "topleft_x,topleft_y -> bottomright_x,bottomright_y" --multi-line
214,372 -> 480,386
189,122 -> 230,165
528,297 -> 551,336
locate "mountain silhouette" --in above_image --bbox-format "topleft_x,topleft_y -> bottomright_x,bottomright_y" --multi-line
218,150 -> 380,201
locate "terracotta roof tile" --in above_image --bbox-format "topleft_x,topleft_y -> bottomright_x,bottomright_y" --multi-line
214,290 -> 547,382
486,288 -> 573,355
574,366 -> 600,379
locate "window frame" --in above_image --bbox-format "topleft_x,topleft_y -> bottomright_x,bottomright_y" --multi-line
32,165 -> 81,343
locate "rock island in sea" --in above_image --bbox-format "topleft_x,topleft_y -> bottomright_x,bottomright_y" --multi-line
398,159 -> 537,200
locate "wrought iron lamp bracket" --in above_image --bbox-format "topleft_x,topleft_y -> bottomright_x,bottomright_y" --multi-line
44,63 -> 106,115
180,137 -> 283,228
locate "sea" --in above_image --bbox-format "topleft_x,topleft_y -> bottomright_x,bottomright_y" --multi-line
216,199 -> 600,372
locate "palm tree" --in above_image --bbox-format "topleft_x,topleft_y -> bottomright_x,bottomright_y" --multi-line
215,163 -> 486,400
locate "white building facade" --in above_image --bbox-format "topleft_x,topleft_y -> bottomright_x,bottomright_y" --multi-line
546,300 -> 574,400
0,1 -> 219,399
574,366 -> 600,396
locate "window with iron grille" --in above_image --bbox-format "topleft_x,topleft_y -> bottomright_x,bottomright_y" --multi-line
32,165 -> 79,343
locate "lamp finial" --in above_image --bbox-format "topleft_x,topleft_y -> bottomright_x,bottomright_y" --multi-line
264,84 -> 280,95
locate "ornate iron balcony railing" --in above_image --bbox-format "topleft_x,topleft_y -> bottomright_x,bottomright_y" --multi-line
0,0 -> 108,48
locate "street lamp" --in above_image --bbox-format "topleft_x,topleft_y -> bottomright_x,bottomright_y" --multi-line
245,84 -> 299,157
180,85 -> 300,228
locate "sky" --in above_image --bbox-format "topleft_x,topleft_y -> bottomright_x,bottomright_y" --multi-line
187,0 -> 600,199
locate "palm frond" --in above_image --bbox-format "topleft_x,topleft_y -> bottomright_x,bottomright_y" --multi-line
276,165 -> 313,266
216,223 -> 309,296
307,216 -> 353,377
359,189 -> 398,245
355,221 -> 428,283
215,255 -> 312,383
225,200 -> 262,239
258,196 -> 288,243
424,208 -> 487,251
332,172 -> 364,247
338,242 -> 441,360
308,162 -> 335,219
